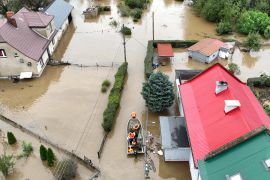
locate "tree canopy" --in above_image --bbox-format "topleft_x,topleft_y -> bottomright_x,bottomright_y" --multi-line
141,72 -> 174,112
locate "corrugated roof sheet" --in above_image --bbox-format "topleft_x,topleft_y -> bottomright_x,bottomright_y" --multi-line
23,11 -> 53,27
188,38 -> 224,56
0,7 -> 54,61
45,0 -> 73,30
180,63 -> 270,167
157,43 -> 174,57
199,131 -> 270,180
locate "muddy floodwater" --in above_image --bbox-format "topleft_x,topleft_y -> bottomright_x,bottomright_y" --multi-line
1,0 -> 270,179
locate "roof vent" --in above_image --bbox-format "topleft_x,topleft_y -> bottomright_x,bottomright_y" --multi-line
215,81 -> 228,94
224,100 -> 240,113
263,159 -> 270,170
226,173 -> 242,180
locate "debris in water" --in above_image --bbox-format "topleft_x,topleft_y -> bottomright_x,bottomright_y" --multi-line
157,150 -> 163,156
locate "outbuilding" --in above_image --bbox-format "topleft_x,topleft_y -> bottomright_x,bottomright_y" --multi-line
157,43 -> 174,65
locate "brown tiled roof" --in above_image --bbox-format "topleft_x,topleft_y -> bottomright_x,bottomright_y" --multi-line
0,7 -> 55,61
188,38 -> 224,56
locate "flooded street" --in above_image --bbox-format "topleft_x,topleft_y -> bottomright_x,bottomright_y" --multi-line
1,0 -> 270,179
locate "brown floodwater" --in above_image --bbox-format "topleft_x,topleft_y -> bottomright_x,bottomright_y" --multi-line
1,0 -> 270,179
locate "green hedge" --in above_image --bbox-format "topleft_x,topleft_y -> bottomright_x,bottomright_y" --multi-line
144,40 -> 198,78
102,62 -> 128,132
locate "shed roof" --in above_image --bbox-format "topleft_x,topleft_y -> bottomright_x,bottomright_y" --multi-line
157,43 -> 174,57
188,38 -> 224,56
179,63 -> 270,167
45,0 -> 73,30
199,131 -> 270,180
0,7 -> 55,61
159,116 -> 189,149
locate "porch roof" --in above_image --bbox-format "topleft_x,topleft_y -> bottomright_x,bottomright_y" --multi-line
157,43 -> 174,57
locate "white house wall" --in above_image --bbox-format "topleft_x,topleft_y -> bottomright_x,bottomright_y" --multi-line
0,43 -> 39,78
189,50 -> 219,64
189,152 -> 201,180
176,79 -> 185,117
206,51 -> 219,63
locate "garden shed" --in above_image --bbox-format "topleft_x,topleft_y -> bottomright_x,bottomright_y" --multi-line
157,43 -> 174,65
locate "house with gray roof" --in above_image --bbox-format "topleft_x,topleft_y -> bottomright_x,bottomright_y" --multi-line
45,0 -> 73,48
0,8 -> 57,79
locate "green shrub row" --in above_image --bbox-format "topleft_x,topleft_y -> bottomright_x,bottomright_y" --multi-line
247,74 -> 270,88
102,62 -> 128,132
144,40 -> 198,78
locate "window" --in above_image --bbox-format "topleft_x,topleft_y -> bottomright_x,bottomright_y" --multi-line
14,52 -> 18,57
0,49 -> 6,57
226,173 -> 242,180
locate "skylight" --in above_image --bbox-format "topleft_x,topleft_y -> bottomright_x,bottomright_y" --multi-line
263,159 -> 270,170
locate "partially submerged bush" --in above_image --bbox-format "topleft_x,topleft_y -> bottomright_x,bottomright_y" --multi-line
131,8 -> 143,20
0,154 -> 14,176
244,32 -> 261,51
120,26 -> 132,35
102,80 -> 111,87
216,21 -> 232,35
47,148 -> 55,167
102,62 -> 128,132
7,132 -> 17,145
40,145 -> 47,161
227,63 -> 240,75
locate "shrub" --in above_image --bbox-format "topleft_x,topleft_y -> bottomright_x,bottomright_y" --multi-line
102,62 -> 128,132
244,32 -> 261,51
109,20 -> 119,27
47,148 -> 55,167
120,26 -> 132,36
101,86 -> 107,93
102,80 -> 111,87
22,141 -> 33,157
263,104 -> 270,116
118,2 -> 130,17
131,8 -> 143,20
237,10 -> 270,35
216,21 -> 232,35
227,63 -> 240,75
7,132 -> 17,145
144,41 -> 154,78
0,154 -> 14,176
141,72 -> 175,112
54,159 -> 78,180
264,26 -> 270,39
40,145 -> 47,161
124,0 -> 145,9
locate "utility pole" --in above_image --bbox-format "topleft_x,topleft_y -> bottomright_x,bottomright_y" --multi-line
152,12 -> 155,42
122,24 -> 127,63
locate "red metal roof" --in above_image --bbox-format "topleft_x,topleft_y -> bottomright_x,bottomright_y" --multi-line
157,43 -> 174,57
188,38 -> 224,56
179,63 -> 270,167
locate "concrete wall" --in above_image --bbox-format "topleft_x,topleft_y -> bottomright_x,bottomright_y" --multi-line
176,79 -> 185,117
0,43 -> 39,78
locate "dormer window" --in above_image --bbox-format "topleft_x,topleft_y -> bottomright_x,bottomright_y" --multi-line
215,81 -> 228,94
0,49 -> 7,57
226,173 -> 243,180
224,100 -> 241,113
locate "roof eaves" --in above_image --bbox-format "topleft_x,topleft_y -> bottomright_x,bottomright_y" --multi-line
204,125 -> 268,160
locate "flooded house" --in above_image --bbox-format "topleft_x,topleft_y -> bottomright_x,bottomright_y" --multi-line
0,8 -> 57,79
176,64 -> 270,180
45,0 -> 73,50
188,38 -> 226,63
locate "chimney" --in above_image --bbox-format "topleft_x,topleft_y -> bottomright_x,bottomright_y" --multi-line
224,100 -> 241,113
6,11 -> 17,28
215,81 -> 228,94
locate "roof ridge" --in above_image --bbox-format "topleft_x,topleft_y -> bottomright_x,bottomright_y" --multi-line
204,125 -> 269,160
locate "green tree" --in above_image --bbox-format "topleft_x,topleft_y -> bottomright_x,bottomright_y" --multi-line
141,72 -> 174,112
264,26 -> 270,38
54,159 -> 78,180
245,32 -> 262,51
7,132 -> 17,145
0,153 -> 14,176
47,148 -> 55,167
39,145 -> 47,161
216,21 -> 232,35
237,10 -> 270,34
